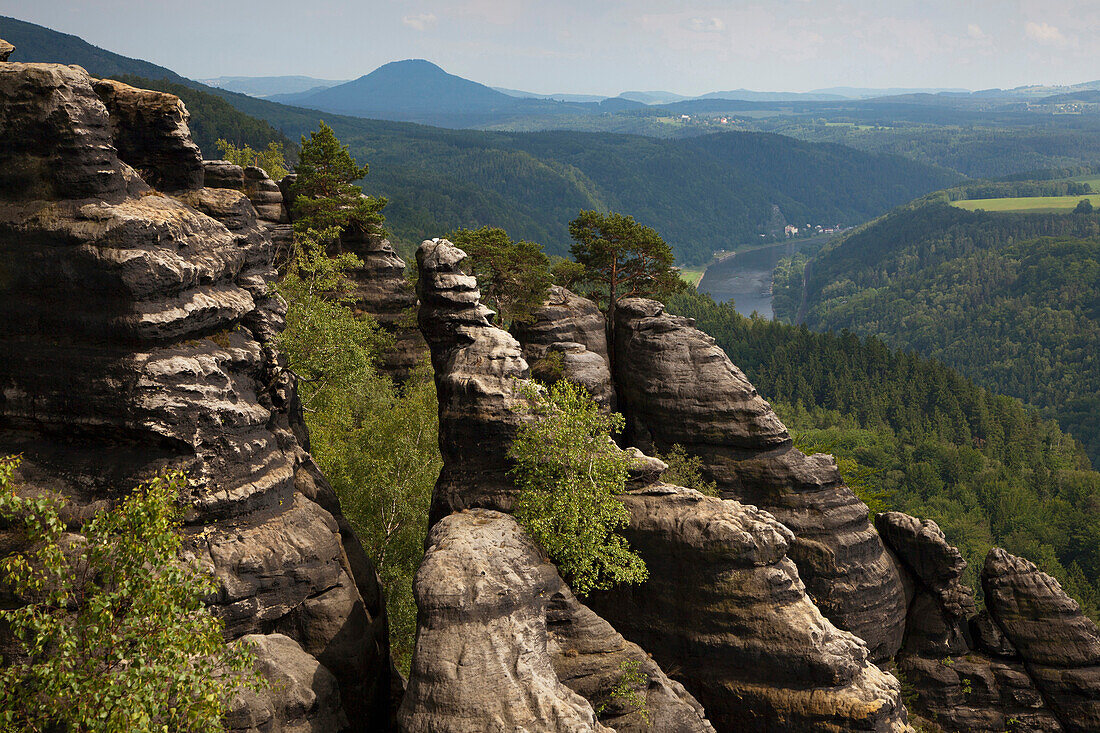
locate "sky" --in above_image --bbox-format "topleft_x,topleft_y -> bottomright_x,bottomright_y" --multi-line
2,0 -> 1097,95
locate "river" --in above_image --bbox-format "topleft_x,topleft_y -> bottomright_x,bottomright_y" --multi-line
696,234 -> 835,318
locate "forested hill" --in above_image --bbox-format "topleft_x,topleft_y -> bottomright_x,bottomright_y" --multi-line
4,14 -> 959,265
669,289 -> 1100,618
774,199 -> 1100,463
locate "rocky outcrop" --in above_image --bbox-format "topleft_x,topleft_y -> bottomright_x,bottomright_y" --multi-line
515,286 -> 615,409
877,512 -> 975,656
0,58 -> 390,729
398,509 -> 713,733
611,297 -> 907,661
877,514 -> 1059,732
202,159 -> 292,261
92,77 -> 204,191
416,239 -> 531,522
227,633 -> 348,733
588,485 -> 910,732
983,549 -> 1100,732
0,39 -> 13,61
513,285 -> 611,364
339,223 -> 426,381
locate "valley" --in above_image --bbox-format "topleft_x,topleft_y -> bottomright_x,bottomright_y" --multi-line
2,8 -> 1100,733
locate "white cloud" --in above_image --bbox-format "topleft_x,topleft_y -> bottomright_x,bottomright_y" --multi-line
403,13 -> 437,31
686,17 -> 725,33
1025,21 -> 1067,45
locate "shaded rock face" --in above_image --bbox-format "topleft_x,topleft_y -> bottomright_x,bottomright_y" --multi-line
92,78 -> 204,191
611,297 -> 907,661
878,513 -> 1059,732
0,39 -> 13,61
416,239 -> 531,522
0,60 -> 390,729
398,509 -> 713,733
529,341 -> 615,411
877,512 -> 975,656
339,223 -> 426,382
983,549 -> 1100,732
587,485 -> 910,732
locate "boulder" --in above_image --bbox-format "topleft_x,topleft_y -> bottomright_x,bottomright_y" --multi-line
227,634 -> 348,733
529,341 -> 615,411
513,285 -> 610,364
611,297 -> 907,661
983,549 -> 1100,732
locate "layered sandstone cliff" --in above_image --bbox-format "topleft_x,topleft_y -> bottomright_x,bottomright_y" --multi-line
403,239 -> 911,732
0,57 -> 391,729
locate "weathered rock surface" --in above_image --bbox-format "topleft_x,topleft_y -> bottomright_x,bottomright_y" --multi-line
514,285 -> 611,364
0,60 -> 391,729
92,77 -> 204,191
398,508 -> 712,733
587,484 -> 911,732
983,549 -> 1100,732
398,509 -> 612,733
529,341 -> 615,410
877,512 -> 975,656
0,39 -> 14,61
227,633 -> 348,733
339,223 -> 426,381
201,159 -> 292,260
416,239 -> 531,522
611,297 -> 907,661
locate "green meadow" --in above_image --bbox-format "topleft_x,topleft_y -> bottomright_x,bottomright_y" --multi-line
951,193 -> 1100,213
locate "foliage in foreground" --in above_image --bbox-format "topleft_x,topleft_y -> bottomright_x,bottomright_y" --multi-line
510,380 -> 647,596
0,459 -> 259,732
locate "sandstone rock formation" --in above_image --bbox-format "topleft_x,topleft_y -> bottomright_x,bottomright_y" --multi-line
416,239 -> 531,522
0,39 -> 14,61
398,508 -> 713,733
227,633 -> 348,732
877,513 -> 1061,732
983,549 -> 1100,732
92,77 -> 204,191
611,297 -> 907,661
202,159 -> 292,260
0,56 -> 391,729
588,485 -> 910,732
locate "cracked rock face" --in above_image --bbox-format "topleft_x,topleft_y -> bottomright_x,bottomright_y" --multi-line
983,549 -> 1100,732
397,509 -> 712,733
611,297 -> 907,661
586,485 -> 911,732
0,58 -> 390,730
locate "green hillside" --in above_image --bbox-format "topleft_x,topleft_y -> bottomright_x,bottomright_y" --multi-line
669,289 -> 1100,617
4,15 -> 959,265
775,198 -> 1100,463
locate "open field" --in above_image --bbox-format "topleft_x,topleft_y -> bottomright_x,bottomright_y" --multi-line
1070,174 -> 1100,190
951,193 -> 1100,213
679,268 -> 705,287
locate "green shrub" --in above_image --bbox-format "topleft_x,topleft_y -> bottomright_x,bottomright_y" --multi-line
509,380 -> 647,596
0,458 -> 260,732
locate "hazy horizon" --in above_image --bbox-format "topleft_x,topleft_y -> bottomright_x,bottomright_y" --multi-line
1,1 -> 1096,96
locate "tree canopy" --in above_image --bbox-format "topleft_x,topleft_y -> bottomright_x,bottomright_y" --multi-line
568,210 -> 680,318
445,226 -> 552,326
292,121 -> 387,235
